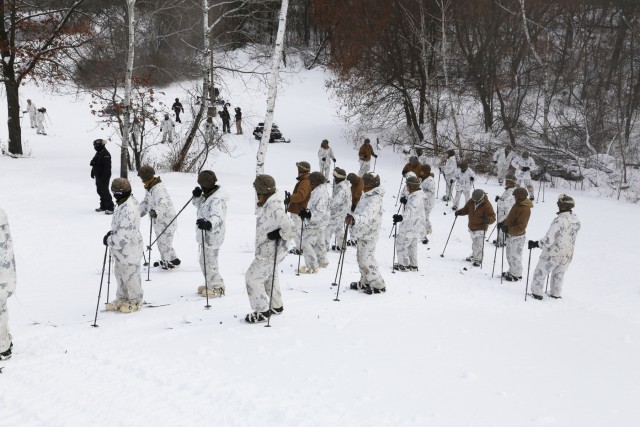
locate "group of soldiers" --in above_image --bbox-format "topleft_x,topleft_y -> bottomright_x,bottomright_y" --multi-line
159,100 -> 243,144
0,138 -> 582,361
23,99 -> 48,135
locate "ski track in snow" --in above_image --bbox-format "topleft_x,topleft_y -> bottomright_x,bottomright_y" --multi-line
1,60 -> 640,426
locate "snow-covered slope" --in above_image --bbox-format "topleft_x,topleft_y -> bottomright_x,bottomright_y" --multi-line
1,66 -> 639,427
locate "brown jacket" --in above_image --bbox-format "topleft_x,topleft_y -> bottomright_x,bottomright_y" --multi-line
350,177 -> 364,211
457,196 -> 496,232
287,173 -> 311,214
358,143 -> 374,161
402,163 -> 422,177
503,198 -> 532,237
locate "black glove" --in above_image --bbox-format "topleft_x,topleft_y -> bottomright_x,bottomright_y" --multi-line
493,160 -> 497,164
196,218 -> 212,231
103,231 -> 112,246
267,228 -> 282,241
149,209 -> 158,219
498,222 -> 508,233
450,179 -> 454,184
192,186 -> 203,198
91,171 -> 95,179
522,167 -> 530,172
399,196 -> 407,205
284,191 -> 291,207
322,157 -> 326,161
454,210 -> 460,216
495,195 -> 500,203
332,158 -> 336,162
299,208 -> 312,220
345,213 -> 355,225
528,240 -> 539,249
470,177 -> 475,182
393,214 -> 403,224
373,154 -> 378,158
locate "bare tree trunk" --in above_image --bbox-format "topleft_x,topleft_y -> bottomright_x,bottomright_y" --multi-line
439,0 -> 461,151
418,0 -> 439,151
121,0 -> 136,178
256,0 -> 290,176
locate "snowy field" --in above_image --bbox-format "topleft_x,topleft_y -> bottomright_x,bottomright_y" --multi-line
1,65 -> 640,427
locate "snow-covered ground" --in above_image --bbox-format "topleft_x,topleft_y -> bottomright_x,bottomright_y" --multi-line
1,65 -> 640,427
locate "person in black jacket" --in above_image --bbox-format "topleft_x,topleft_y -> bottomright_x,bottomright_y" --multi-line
234,107 -> 243,135
219,104 -> 231,133
90,139 -> 114,214
172,98 -> 184,123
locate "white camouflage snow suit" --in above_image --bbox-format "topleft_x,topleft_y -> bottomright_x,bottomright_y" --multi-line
453,167 -> 475,208
512,156 -> 536,196
245,194 -> 296,313
318,147 -> 336,181
302,183 -> 330,272
443,156 -> 457,200
420,175 -> 436,237
395,190 -> 425,269
351,186 -> 386,290
325,180 -> 352,249
106,197 -> 144,305
493,148 -> 515,185
193,187 -> 227,293
530,212 -> 581,298
161,117 -> 175,143
496,187 -> 515,246
36,109 -> 46,135
139,178 -> 178,264
25,102 -> 37,128
0,208 -> 17,354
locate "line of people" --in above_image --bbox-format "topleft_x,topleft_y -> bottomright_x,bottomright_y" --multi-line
23,99 -> 48,135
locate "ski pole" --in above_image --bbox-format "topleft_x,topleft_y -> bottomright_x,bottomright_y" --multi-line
373,156 -> 377,172
148,196 -> 194,248
491,239 -> 499,278
146,218 -> 153,282
436,171 -> 441,199
542,179 -> 546,202
388,203 -> 403,238
265,237 -> 280,327
201,229 -> 211,309
106,250 -> 112,304
440,215 -> 458,257
486,224 -> 496,242
394,177 -> 404,207
500,236 -> 506,284
537,179 -> 542,203
92,245 -> 109,328
333,224 -> 350,302
332,225 -> 349,287
391,222 -> 398,273
544,274 -> 549,294
524,247 -> 533,301
480,228 -> 486,269
296,219 -> 305,276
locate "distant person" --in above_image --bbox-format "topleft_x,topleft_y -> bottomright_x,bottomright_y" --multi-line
442,149 -> 457,201
172,98 -> 184,123
401,156 -> 422,178
493,146 -> 515,185
318,139 -> 336,182
234,107 -> 243,135
23,99 -> 37,128
357,138 -> 377,176
219,104 -> 231,133
0,207 -> 16,360
90,139 -> 114,215
36,107 -> 47,135
160,113 -> 175,143
452,161 -> 475,210
512,151 -> 536,200
204,116 -> 217,144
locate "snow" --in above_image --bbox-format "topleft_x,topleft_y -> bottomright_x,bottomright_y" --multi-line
1,65 -> 640,427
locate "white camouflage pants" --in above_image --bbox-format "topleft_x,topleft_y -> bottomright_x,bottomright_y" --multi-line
0,296 -> 11,353
161,131 -> 173,144
114,261 -> 143,304
358,160 -> 371,177
199,246 -> 224,291
505,234 -> 525,277
29,113 -> 37,128
519,175 -> 534,196
245,257 -> 283,313
291,214 -> 303,249
320,160 -> 331,181
302,228 -> 328,270
155,224 -> 178,261
423,199 -> 434,236
453,189 -> 470,208
444,174 -> 455,200
530,257 -> 571,298
496,162 -> 508,184
356,237 -> 385,290
469,230 -> 485,262
325,221 -> 347,249
396,234 -> 418,267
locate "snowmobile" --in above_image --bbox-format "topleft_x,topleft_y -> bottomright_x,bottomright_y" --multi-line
253,122 -> 290,143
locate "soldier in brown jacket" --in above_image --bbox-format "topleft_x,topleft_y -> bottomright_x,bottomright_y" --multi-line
286,161 -> 311,254
402,156 -> 422,178
357,138 -> 377,176
346,173 -> 364,245
455,189 -> 496,266
498,187 -> 532,281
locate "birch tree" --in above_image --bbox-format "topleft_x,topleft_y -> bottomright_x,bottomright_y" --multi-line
121,0 -> 137,178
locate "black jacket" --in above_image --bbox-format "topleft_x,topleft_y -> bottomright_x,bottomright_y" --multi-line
220,108 -> 230,121
90,147 -> 112,178
172,101 -> 184,113
235,110 -> 242,121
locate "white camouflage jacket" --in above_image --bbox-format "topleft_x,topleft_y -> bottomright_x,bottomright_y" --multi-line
351,186 -> 385,240
193,187 -> 228,248
161,118 -> 175,133
443,156 -> 457,176
512,156 -> 536,179
497,188 -> 515,222
318,147 -> 335,163
398,190 -> 425,239
0,208 -> 17,298
330,180 -> 352,224
306,184 -> 330,230
455,168 -> 475,191
420,176 -> 436,205
255,194 -> 296,262
493,148 -> 515,167
139,179 -> 177,233
538,212 -> 581,265
107,197 -> 144,265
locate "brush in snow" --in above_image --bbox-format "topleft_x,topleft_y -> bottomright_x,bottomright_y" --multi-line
245,310 -> 271,323
252,122 -> 290,143
0,343 -> 12,361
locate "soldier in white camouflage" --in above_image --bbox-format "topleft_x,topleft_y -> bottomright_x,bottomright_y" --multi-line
137,165 -> 180,269
442,149 -> 457,201
511,151 -> 536,200
418,164 -> 436,244
192,170 -> 228,298
0,208 -> 16,360
528,194 -> 581,300
394,176 -> 425,271
245,175 -> 296,323
325,167 -> 352,251
299,172 -> 330,274
497,187 -> 532,282
104,178 -> 144,313
452,161 -> 475,210
492,146 -> 515,185
347,172 -> 386,294
317,139 -> 336,182
494,174 -> 517,247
